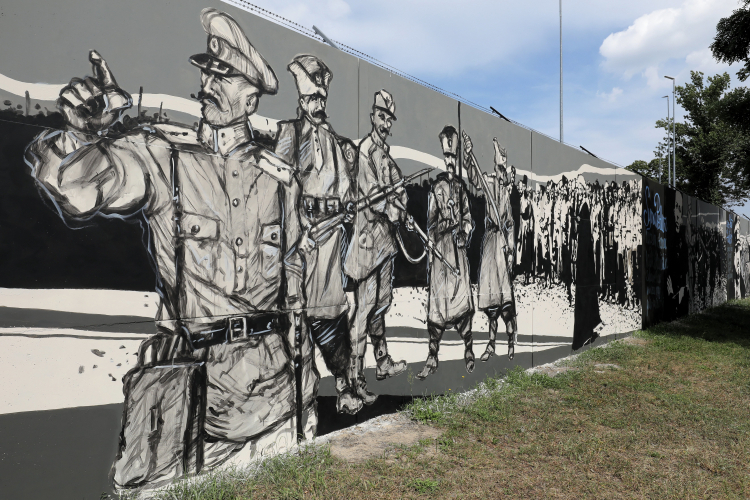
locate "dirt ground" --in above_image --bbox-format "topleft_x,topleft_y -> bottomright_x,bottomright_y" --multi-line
317,413 -> 442,462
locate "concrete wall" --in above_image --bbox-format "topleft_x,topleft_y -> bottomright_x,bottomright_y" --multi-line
0,1 -> 743,497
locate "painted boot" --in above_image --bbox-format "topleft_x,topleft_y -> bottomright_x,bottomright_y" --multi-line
373,337 -> 407,381
375,355 -> 407,381
353,356 -> 378,405
463,331 -> 475,374
416,324 -> 443,380
507,320 -> 518,360
480,318 -> 497,362
335,373 -> 363,415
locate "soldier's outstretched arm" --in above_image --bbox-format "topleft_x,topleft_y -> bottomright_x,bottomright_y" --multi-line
24,51 -> 152,219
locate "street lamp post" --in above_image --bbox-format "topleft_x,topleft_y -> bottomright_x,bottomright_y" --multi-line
665,76 -> 676,188
663,95 -> 670,187
560,0 -> 563,143
658,141 -> 664,184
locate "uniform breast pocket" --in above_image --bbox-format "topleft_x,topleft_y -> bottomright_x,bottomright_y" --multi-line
260,223 -> 281,281
181,212 -> 220,282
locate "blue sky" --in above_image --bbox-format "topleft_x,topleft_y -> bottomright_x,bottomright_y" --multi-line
235,0 -> 749,214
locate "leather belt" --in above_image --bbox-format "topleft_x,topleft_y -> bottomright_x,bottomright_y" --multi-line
303,196 -> 341,222
187,313 -> 283,349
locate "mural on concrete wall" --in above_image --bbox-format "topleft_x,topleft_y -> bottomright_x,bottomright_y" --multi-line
643,181 -> 734,325
0,2 -> 740,497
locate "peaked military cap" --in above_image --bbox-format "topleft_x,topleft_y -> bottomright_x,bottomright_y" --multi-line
439,125 -> 459,157
373,90 -> 396,120
190,8 -> 278,95
288,55 -> 332,97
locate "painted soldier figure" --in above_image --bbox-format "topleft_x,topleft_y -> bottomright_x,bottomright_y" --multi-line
273,55 -> 361,414
463,133 -> 518,360
25,8 -> 318,486
343,90 -> 409,404
417,125 -> 475,380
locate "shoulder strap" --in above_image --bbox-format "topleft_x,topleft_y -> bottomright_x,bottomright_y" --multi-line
170,147 -> 187,345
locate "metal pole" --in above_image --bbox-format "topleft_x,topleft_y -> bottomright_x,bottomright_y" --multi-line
672,78 -> 677,189
658,142 -> 663,183
665,76 -> 676,187
559,0 -> 563,143
662,95 -> 672,186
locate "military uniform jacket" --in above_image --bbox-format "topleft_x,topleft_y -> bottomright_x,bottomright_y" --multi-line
25,121 -> 315,443
273,117 -> 353,318
427,173 -> 474,326
343,132 -> 406,281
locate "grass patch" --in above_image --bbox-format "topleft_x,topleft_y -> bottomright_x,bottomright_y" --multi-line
406,478 -> 439,494
125,298 -> 750,499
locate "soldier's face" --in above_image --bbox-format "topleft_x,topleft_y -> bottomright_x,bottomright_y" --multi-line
200,71 -> 258,126
443,153 -> 457,173
371,109 -> 393,141
300,94 -> 328,125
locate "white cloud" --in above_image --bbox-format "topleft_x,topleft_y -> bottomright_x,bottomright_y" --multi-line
238,0 -> 688,78
597,86 -> 624,102
600,0 -> 738,83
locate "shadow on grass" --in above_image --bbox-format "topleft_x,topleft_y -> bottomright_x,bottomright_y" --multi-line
648,298 -> 750,347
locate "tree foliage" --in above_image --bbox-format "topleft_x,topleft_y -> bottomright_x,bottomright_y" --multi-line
672,72 -> 750,206
630,72 -> 750,207
711,0 -> 750,82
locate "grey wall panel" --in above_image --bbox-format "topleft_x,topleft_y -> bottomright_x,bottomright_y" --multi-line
358,60 -> 458,176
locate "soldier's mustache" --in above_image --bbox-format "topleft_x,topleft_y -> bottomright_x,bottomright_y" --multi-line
378,127 -> 392,137
196,90 -> 221,109
313,110 -> 328,119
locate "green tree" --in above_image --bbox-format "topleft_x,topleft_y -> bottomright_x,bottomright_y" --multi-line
626,142 -> 670,182
711,0 -> 750,82
661,71 -> 749,206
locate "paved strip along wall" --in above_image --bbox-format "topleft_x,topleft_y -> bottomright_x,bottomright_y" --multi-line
0,1 -> 745,497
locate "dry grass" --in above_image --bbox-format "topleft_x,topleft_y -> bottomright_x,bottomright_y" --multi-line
147,298 -> 750,500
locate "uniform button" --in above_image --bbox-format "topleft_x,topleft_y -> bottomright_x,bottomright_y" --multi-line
237,266 -> 243,273
191,225 -> 200,235
221,132 -> 225,138
232,170 -> 239,177
271,232 -> 278,241
235,237 -> 243,246
232,198 -> 240,207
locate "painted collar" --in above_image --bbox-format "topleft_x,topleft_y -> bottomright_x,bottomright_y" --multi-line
199,120 -> 254,157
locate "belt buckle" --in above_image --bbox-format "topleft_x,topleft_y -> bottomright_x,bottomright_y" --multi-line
327,198 -> 340,215
228,316 -> 247,342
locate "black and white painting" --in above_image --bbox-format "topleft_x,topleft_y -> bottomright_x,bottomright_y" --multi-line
0,1 -> 743,497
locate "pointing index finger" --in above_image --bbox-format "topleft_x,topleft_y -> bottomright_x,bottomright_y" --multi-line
89,50 -> 117,89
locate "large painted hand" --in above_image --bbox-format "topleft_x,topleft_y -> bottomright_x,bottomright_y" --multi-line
493,138 -> 507,168
57,51 -> 132,133
461,131 -> 473,161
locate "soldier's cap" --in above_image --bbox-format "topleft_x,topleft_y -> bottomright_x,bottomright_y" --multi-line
373,90 -> 396,120
439,125 -> 459,157
189,8 -> 278,95
288,55 -> 332,98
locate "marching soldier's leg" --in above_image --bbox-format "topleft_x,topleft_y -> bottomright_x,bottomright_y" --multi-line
372,258 -> 407,381
308,315 -> 363,414
349,274 -> 377,406
350,275 -> 378,407
416,322 -> 444,380
480,307 -> 499,362
501,305 -> 518,360
457,313 -> 475,374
